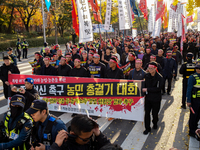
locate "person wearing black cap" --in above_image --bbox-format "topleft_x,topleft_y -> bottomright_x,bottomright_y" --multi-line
33,52 -> 44,75
69,58 -> 89,77
16,38 -> 22,61
186,61 -> 200,137
48,115 -> 110,150
11,77 -> 39,111
26,100 -> 67,149
179,52 -> 196,109
7,47 -> 17,66
0,94 -> 33,150
58,57 -> 72,76
0,56 -> 20,99
120,44 -> 130,66
106,56 -> 124,79
142,61 -> 163,135
151,44 -> 158,55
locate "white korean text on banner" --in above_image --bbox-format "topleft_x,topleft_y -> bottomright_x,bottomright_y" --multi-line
168,9 -> 173,32
77,0 -> 93,43
8,74 -> 145,121
152,18 -> 161,38
132,28 -> 137,38
148,6 -> 154,32
104,0 -> 112,31
92,24 -> 114,33
198,8 -> 200,31
118,0 -> 132,30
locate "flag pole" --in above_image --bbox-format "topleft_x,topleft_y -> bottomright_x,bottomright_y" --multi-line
41,0 -> 46,43
138,16 -> 144,35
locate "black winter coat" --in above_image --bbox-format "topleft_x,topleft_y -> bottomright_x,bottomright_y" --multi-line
40,65 -> 57,75
58,64 -> 72,76
144,72 -> 163,102
0,63 -> 20,83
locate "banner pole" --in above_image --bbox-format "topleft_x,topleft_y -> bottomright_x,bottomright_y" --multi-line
138,16 -> 144,35
41,0 -> 46,43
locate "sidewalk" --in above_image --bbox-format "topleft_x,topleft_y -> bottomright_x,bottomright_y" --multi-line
0,44 -> 66,65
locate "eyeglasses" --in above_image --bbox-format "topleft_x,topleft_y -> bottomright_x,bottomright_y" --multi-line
78,134 -> 93,142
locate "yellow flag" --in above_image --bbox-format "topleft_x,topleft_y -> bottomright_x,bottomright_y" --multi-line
194,9 -> 198,21
172,0 -> 178,6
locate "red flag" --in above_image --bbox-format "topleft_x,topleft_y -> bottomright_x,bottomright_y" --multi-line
155,0 -> 165,21
71,0 -> 79,36
139,0 -> 148,20
180,14 -> 185,53
186,15 -> 193,24
131,9 -> 135,20
90,0 -> 102,23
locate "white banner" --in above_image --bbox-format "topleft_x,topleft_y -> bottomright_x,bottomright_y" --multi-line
172,10 -> 176,31
118,0 -> 132,30
198,8 -> 200,31
175,2 -> 181,31
92,24 -> 114,33
104,0 -> 112,30
168,9 -> 173,32
77,0 -> 93,43
152,18 -> 161,38
132,28 -> 137,38
177,4 -> 183,37
148,6 -> 154,32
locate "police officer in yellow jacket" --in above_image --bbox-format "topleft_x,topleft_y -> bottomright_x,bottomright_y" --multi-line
186,61 -> 200,137
179,52 -> 196,109
0,94 -> 33,150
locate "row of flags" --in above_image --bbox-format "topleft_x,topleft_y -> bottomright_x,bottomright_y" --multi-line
42,0 -> 200,45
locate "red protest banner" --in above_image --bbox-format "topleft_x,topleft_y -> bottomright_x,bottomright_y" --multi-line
8,74 -> 144,121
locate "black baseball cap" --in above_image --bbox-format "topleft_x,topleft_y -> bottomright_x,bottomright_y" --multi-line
26,100 -> 47,114
11,94 -> 26,108
187,52 -> 193,59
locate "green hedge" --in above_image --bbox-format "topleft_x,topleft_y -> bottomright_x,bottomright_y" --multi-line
0,36 -> 75,51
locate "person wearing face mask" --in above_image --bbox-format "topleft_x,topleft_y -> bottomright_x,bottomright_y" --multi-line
0,94 -> 33,150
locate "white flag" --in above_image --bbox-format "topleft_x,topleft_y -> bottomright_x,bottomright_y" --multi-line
198,8 -> 200,31
77,0 -> 93,43
168,9 -> 173,32
177,4 -> 183,37
118,0 -> 132,30
104,0 -> 112,31
148,6 -> 154,32
152,18 -> 161,38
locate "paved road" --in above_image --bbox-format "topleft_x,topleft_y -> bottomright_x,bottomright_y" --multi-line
0,51 -> 195,150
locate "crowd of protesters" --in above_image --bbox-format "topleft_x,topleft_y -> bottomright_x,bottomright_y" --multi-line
0,31 -> 200,149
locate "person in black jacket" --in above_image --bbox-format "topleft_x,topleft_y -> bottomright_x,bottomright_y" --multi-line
72,47 -> 81,61
142,61 -> 163,135
156,49 -> 165,70
142,48 -> 152,68
66,53 -> 74,68
58,57 -> 72,76
89,54 -> 106,78
0,56 -> 20,99
69,58 -> 89,77
33,52 -> 44,75
183,39 -> 188,62
106,56 -> 124,79
40,56 -> 57,75
49,115 -> 110,150
162,51 -> 177,95
43,47 -> 53,58
172,45 -> 182,80
11,77 -> 39,111
128,59 -> 146,80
